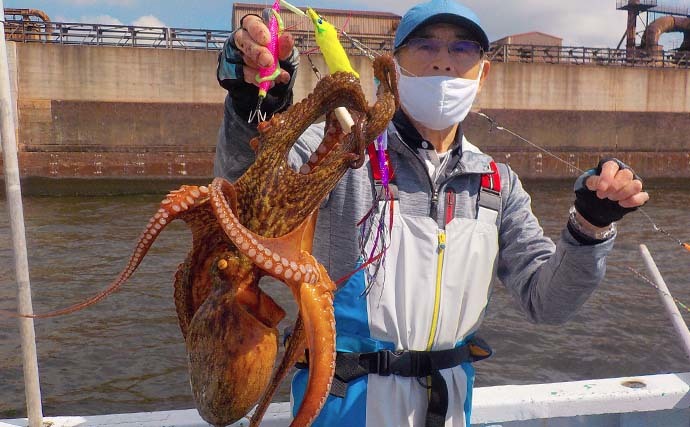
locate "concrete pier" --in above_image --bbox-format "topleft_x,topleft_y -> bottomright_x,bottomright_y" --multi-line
2,42 -> 689,179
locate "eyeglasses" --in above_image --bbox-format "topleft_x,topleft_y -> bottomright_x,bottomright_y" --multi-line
399,38 -> 484,66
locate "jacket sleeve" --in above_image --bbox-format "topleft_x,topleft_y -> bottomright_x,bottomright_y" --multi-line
213,33 -> 301,181
213,95 -> 260,181
496,164 -> 615,324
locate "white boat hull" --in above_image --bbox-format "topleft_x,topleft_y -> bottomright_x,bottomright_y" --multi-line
3,372 -> 689,426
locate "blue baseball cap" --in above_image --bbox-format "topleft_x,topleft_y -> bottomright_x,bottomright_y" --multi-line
394,0 -> 490,52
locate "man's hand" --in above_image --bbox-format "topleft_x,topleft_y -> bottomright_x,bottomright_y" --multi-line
574,158 -> 649,227
233,14 -> 295,88
585,159 -> 649,209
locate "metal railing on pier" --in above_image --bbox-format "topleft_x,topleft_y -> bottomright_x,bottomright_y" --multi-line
4,20 -> 232,50
3,19 -> 398,56
488,43 -> 690,68
3,20 -> 396,56
4,19 -> 690,68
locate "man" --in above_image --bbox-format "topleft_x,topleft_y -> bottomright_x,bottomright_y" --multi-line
214,0 -> 649,425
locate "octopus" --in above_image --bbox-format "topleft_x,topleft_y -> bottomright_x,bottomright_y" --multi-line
31,54 -> 399,427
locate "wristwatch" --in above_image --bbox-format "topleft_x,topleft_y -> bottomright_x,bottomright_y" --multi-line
568,205 -> 617,241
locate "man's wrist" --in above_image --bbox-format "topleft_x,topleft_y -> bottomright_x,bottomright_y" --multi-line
568,205 -> 616,243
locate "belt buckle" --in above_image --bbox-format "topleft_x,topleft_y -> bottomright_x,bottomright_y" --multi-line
376,350 -> 391,376
376,350 -> 406,376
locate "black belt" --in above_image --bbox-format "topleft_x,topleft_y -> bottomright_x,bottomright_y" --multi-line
297,337 -> 492,427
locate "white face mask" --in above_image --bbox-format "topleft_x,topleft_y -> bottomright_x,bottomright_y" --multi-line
396,61 -> 483,130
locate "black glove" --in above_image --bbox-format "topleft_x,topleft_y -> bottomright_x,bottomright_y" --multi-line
573,157 -> 640,227
216,14 -> 299,122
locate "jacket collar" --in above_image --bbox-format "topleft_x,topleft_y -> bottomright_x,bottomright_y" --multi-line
388,109 -> 494,176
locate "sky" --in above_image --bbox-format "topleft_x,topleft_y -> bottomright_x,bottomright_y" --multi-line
4,0 -> 687,49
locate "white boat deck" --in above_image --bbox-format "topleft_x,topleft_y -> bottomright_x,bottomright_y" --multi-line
2,372 -> 689,427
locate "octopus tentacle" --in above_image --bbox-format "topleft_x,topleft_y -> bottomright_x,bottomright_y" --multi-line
299,113 -> 350,174
21,185 -> 209,319
294,56 -> 398,175
364,56 -> 399,143
291,262 -> 337,427
209,177 -> 321,287
349,116 -> 367,169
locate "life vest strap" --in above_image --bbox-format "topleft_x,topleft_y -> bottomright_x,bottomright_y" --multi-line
481,160 -> 501,192
477,160 -> 502,224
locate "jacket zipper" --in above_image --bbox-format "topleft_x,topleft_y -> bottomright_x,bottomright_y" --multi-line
423,230 -> 446,398
394,131 -> 457,352
425,230 -> 446,351
395,132 -> 491,352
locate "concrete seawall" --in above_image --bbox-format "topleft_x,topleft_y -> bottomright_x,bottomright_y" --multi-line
3,42 -> 689,179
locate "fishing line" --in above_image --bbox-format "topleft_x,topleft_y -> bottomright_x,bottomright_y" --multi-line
472,111 -> 690,254
287,10 -> 690,314
475,112 -> 587,174
638,208 -> 690,251
469,111 -> 690,310
337,35 -> 681,254
305,53 -> 322,79
627,267 -> 690,313
343,35 -> 690,254
341,31 -> 690,251
337,31 -> 690,313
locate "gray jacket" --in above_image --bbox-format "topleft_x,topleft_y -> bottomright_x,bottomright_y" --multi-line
214,91 -> 615,325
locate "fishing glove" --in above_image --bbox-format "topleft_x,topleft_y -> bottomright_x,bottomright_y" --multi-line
217,13 -> 300,122
573,157 -> 640,227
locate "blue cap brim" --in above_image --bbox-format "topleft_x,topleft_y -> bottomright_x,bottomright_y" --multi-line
395,13 -> 490,52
